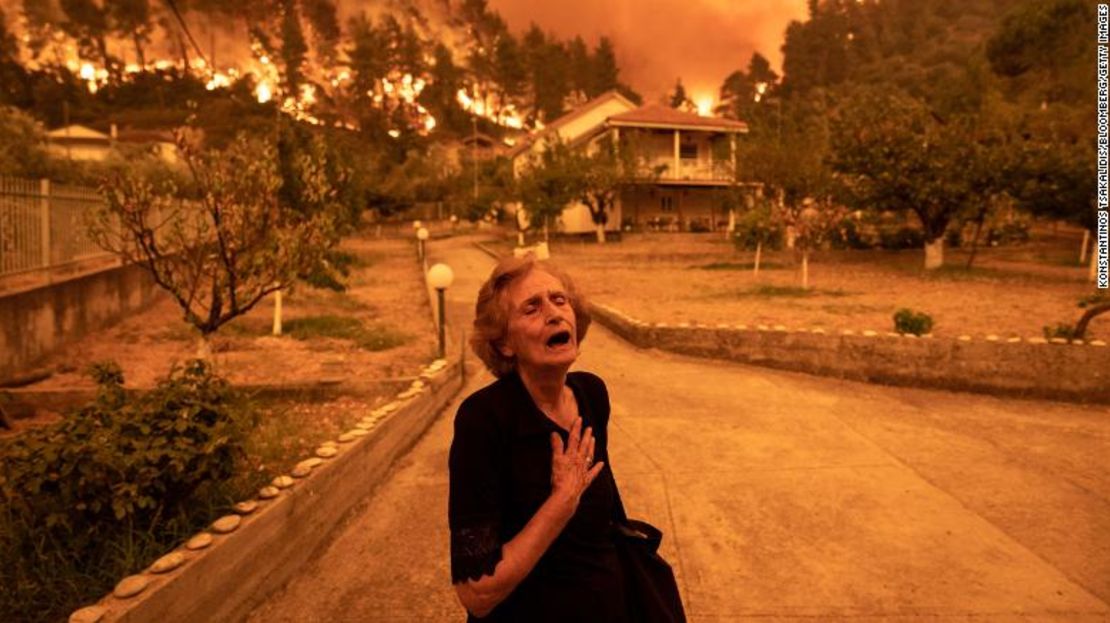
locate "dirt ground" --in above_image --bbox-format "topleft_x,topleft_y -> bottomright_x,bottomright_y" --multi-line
535,229 -> 1106,342
2,233 -> 438,439
21,235 -> 437,392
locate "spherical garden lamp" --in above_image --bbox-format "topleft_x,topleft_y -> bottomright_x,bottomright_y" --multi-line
427,263 -> 455,359
416,226 -> 429,263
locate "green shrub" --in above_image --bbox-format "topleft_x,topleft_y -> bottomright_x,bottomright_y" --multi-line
828,217 -> 873,250
0,360 -> 254,623
1042,323 -> 1077,340
732,205 -> 783,251
879,226 -> 925,250
688,218 -> 711,233
893,308 -> 934,335
284,315 -> 407,351
987,221 -> 1030,246
944,227 -> 962,248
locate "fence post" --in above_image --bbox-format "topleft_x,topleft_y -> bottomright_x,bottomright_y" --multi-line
39,178 -> 51,269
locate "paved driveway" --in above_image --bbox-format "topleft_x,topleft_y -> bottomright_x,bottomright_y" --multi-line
248,236 -> 1110,622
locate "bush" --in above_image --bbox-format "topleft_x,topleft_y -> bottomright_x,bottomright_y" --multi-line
879,226 -> 926,250
944,227 -> 962,248
893,308 -> 934,335
1043,323 -> 1077,340
688,218 -> 711,233
828,217 -> 873,250
732,205 -> 783,251
987,221 -> 1030,246
0,360 -> 254,623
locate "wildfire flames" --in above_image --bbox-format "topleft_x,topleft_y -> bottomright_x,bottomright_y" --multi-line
2,1 -> 538,136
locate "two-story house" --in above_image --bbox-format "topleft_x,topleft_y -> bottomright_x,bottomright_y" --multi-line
508,91 -> 749,235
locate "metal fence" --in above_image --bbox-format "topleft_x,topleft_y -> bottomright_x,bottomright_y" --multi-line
0,176 -> 115,278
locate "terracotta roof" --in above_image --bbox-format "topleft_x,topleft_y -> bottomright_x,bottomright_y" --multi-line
46,124 -> 110,141
117,129 -> 175,144
508,90 -> 638,158
608,105 -> 748,133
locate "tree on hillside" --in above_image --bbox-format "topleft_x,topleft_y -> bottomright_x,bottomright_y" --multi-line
717,52 -> 780,120
986,0 -> 1093,105
88,131 -> 346,357
279,0 -> 308,93
421,43 -> 467,133
493,31 -> 526,103
567,36 -> 590,101
590,37 -> 620,97
105,0 -> 153,67
521,26 -> 570,123
830,86 -> 981,269
669,78 -> 689,109
301,0 -> 341,67
0,8 -> 28,106
59,0 -> 116,80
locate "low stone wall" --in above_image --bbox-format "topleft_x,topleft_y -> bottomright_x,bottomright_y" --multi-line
67,358 -> 465,623
590,303 -> 1110,404
0,262 -> 160,383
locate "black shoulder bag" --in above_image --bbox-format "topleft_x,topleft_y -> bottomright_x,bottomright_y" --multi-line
610,473 -> 687,623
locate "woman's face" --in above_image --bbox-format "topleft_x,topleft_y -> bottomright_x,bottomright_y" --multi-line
499,268 -> 578,373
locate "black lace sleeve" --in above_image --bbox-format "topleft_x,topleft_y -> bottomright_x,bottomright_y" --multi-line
450,520 -> 504,583
448,396 -> 505,584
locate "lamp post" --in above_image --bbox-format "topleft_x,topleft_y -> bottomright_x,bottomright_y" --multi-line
416,226 -> 429,263
427,263 -> 455,359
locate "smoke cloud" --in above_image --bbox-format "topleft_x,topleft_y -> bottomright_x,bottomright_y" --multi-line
488,0 -> 808,103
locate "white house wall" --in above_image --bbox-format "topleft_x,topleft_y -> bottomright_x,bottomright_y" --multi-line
556,200 -> 622,235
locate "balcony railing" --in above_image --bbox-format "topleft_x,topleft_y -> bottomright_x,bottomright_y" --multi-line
640,159 -> 733,183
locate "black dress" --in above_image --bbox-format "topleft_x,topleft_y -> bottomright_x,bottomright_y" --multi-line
448,370 -> 630,622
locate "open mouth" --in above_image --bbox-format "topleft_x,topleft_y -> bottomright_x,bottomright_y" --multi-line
545,330 -> 573,349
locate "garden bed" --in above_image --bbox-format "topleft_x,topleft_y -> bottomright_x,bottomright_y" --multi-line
0,233 -> 438,623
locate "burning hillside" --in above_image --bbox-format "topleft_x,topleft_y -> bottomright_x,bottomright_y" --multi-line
0,0 -> 636,138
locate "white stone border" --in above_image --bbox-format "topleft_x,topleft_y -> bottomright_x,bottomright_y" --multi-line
591,302 -> 1107,348
589,302 -> 1110,404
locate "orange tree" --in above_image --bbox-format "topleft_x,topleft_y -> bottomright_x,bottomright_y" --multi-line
88,129 -> 347,356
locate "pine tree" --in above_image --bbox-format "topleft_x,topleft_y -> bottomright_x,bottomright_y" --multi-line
494,32 -> 527,101
567,36 -> 590,98
669,78 -> 688,109
590,37 -> 619,97
279,0 -> 308,92
301,0 -> 341,67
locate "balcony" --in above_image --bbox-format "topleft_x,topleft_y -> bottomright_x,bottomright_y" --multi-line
638,158 -> 734,185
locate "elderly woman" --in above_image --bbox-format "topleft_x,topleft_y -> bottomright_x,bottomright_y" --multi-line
448,254 -> 629,622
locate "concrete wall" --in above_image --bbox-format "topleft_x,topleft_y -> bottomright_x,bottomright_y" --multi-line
69,359 -> 465,623
0,263 -> 161,382
590,303 -> 1110,404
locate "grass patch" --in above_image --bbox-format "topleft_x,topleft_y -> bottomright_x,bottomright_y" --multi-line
692,261 -> 788,271
918,265 -> 1038,284
703,285 -> 854,300
285,315 -> 407,351
820,303 -> 889,316
747,285 -> 852,298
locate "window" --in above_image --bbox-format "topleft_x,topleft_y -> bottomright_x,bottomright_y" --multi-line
679,143 -> 697,160
661,196 -> 674,212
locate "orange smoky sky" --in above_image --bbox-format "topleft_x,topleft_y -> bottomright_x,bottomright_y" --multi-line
487,0 -> 809,104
